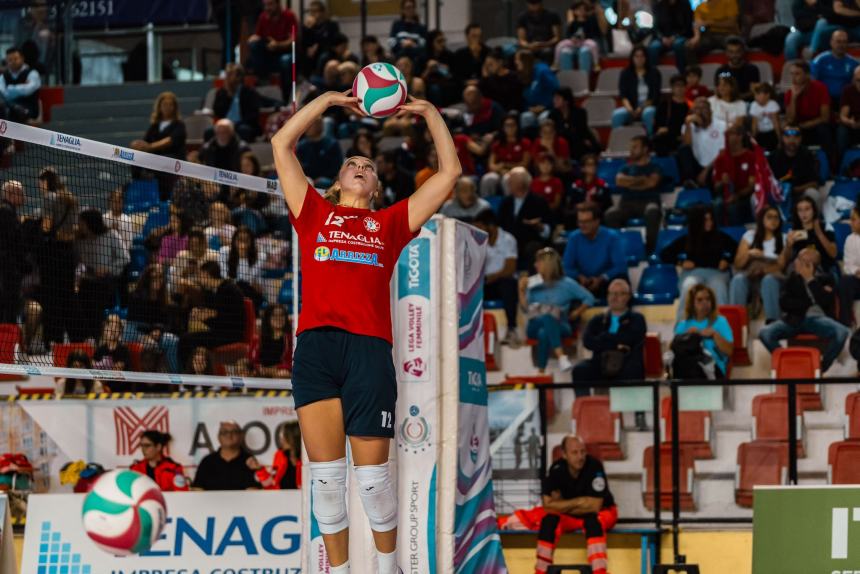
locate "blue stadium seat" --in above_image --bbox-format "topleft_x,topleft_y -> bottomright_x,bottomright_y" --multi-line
835,221 -> 851,259
140,206 -> 171,239
232,208 -> 267,236
830,181 -> 860,220
839,148 -> 860,178
721,226 -> 748,245
635,264 -> 680,305
128,246 -> 148,280
674,188 -> 712,211
817,148 -> 830,182
597,157 -> 626,191
124,180 -> 160,214
620,229 -> 646,266
653,156 -> 680,191
486,195 -> 503,215
209,235 -> 221,251
653,227 -> 686,260
278,279 -> 294,305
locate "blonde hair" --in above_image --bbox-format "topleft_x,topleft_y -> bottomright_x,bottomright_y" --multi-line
151,91 -> 180,124
683,283 -> 718,322
323,156 -> 381,206
535,247 -> 564,282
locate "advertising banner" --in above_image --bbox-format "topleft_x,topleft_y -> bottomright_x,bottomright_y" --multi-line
753,485 -> 860,574
21,490 -> 302,573
0,495 -> 15,574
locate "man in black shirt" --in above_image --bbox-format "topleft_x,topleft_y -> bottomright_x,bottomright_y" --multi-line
714,36 -> 760,100
498,167 -> 552,270
0,180 -> 24,323
199,119 -> 252,172
192,421 -> 260,490
516,0 -> 562,63
452,23 -> 489,85
479,49 -> 524,112
654,75 -> 691,156
767,125 -> 821,205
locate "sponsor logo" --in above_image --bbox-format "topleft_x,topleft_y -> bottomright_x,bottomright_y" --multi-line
326,248 -> 382,267
406,243 -> 421,289
316,232 -> 326,243
470,434 -> 480,464
405,302 -> 425,356
173,474 -> 187,489
266,178 -> 278,192
215,169 -> 239,184
114,406 -> 170,456
324,212 -> 359,227
50,132 -> 82,151
326,229 -> 385,249
403,357 -> 425,377
398,405 -> 431,454
313,246 -> 330,261
112,147 -> 135,162
592,476 -> 606,492
0,121 -> 7,134
466,370 -> 482,388
174,160 -> 182,173
364,216 -> 380,232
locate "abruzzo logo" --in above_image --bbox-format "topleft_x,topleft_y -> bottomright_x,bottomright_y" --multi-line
314,246 -> 330,261
50,132 -> 82,151
112,147 -> 135,161
322,248 -> 383,267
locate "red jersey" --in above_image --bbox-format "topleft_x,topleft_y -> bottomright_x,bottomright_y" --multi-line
685,84 -> 712,107
491,138 -> 531,165
784,79 -> 830,123
530,136 -> 570,163
130,458 -> 189,492
289,186 -> 417,343
713,148 -> 756,197
255,9 -> 298,42
453,134 -> 476,175
530,176 -> 563,206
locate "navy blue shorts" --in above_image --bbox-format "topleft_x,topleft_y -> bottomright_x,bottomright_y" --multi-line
292,327 -> 397,438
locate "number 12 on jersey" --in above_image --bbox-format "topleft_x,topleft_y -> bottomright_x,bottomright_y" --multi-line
381,410 -> 393,429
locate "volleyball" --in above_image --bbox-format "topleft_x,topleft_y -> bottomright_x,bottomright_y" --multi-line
352,63 -> 408,118
81,469 -> 167,556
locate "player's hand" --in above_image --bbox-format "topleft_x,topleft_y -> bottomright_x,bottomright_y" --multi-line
396,96 -> 437,119
325,89 -> 365,117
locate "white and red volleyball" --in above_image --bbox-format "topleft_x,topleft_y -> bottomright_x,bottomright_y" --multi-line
352,63 -> 408,118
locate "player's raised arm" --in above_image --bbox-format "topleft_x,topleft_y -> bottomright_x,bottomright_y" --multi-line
400,97 -> 462,232
271,90 -> 363,218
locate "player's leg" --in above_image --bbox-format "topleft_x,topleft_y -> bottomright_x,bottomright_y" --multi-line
582,508 -> 618,574
350,435 -> 398,566
535,512 -> 585,574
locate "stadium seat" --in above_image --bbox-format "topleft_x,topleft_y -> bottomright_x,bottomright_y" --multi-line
673,187 -> 712,211
653,156 -> 680,190
557,70 -> 590,98
642,444 -> 696,511
657,65 -> 677,92
128,246 -> 149,280
735,441 -> 788,507
127,342 -> 142,372
582,97 -> 615,127
644,332 -> 663,379
597,157 -> 626,190
0,324 -> 20,381
571,396 -> 623,460
248,141 -> 275,172
828,441 -> 860,484
661,397 -> 713,459
720,226 -> 748,245
124,180 -> 160,214
593,67 -> 621,97
699,63 -> 721,88
845,392 -> 860,439
606,126 -> 645,156
771,347 -> 823,412
817,148 -> 830,182
839,148 -> 860,177
140,204 -> 171,239
653,227 -> 686,261
835,222 -> 851,260
212,298 -> 257,374
751,393 -> 805,456
502,375 -> 556,419
620,229 -> 646,266
486,195 -> 503,214
278,279 -> 293,305
185,114 -> 214,146
718,305 -> 751,366
53,343 -> 95,368
484,312 -> 500,372
752,60 -> 774,85
635,264 -> 679,305
551,444 -> 563,462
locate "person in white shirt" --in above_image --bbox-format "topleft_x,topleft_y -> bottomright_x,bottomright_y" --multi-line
679,96 -> 726,187
0,46 -> 41,121
102,189 -> 134,251
749,82 -> 781,151
729,205 -> 787,322
838,205 -> 860,326
473,209 -> 520,345
219,226 -> 264,308
440,177 -> 491,222
205,201 -> 237,249
708,75 -> 747,126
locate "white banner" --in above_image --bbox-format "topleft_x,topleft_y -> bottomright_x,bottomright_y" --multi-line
0,495 -> 15,574
21,490 -> 302,573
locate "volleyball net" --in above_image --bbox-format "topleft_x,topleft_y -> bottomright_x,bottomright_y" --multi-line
0,120 -> 295,390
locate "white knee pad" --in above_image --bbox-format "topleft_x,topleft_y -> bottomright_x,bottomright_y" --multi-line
309,458 -> 349,535
354,462 -> 398,532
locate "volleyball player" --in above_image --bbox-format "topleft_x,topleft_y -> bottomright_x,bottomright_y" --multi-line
272,90 -> 460,573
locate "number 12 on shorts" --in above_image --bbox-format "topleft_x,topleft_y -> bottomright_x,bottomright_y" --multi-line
380,410 -> 393,429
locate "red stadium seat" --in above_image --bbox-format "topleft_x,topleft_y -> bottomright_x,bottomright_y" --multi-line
718,305 -> 751,366
502,375 -> 556,419
571,396 -> 623,460
661,397 -> 713,459
483,312 -> 499,372
53,343 -> 95,368
127,342 -> 142,372
642,444 -> 696,511
828,441 -> 860,484
643,332 -> 663,379
751,393 -> 805,457
845,392 -> 860,440
771,347 -> 823,412
0,324 -> 23,381
735,441 -> 788,507
213,298 -> 257,374
551,444 -> 563,462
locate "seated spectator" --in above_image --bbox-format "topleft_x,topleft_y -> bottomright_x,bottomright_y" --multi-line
729,206 -> 787,323
231,188 -> 268,236
516,50 -> 560,132
713,37 -> 759,100
192,421 -> 259,490
780,196 -> 838,274
0,46 -> 40,121
480,49 -> 524,113
563,202 -> 627,299
150,209 -> 193,264
840,205 -> 860,325
126,264 -> 181,374
441,177 -> 490,221
674,284 -> 734,378
103,189 -> 133,251
462,85 -> 505,136
555,0 -> 604,74
749,83 -> 781,151
516,0 -> 562,62
480,112 -> 531,197
453,23 -> 489,85
388,0 -> 427,59
256,304 -> 292,378
678,96 -> 726,186
684,65 -> 712,106
812,29 -> 858,108
246,0 -> 297,101
212,63 -> 262,143
768,125 -> 820,205
377,149 -> 416,205
685,0 -> 741,65
345,129 -> 379,160
179,261 -> 247,363
500,167 -> 552,269
296,117 -> 343,189
170,229 -> 220,300
422,30 -> 458,107
612,46 -> 661,136
648,0 -> 693,70
712,123 -> 756,225
200,119 -> 251,172
0,179 -> 23,325
130,91 -> 187,160
530,119 -> 573,178
93,313 -> 130,372
185,346 -> 214,377
708,75 -> 746,126
609,135 -> 663,252
313,32 -> 359,81
252,422 -> 302,489
759,247 -> 850,372
572,278 -> 646,395
785,0 -> 821,59
301,0 -> 341,76
785,60 -> 832,159
549,87 -> 601,162
568,154 -> 611,220
172,169 -> 218,223
837,66 -> 860,163
473,209 -> 520,345
56,351 -> 102,396
220,226 -> 264,309
130,431 -> 189,492
531,153 -> 564,214
810,0 -> 860,54
519,247 -> 595,373
653,75 -> 690,156
663,206 -> 736,317
360,34 -> 388,66
76,209 -> 130,340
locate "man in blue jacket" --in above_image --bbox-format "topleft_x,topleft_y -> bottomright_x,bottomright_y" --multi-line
563,202 -> 627,300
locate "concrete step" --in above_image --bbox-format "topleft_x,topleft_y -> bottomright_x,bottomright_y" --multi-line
50,97 -> 201,121
49,116 -> 152,135
61,80 -> 211,104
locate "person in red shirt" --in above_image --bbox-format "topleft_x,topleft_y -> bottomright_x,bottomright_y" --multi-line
684,65 -> 712,107
252,421 -> 302,489
712,124 -> 756,225
129,431 -> 189,492
479,112 -> 531,196
785,60 -> 833,164
247,0 -> 298,100
530,119 -> 572,178
272,90 -> 460,574
531,153 -> 563,213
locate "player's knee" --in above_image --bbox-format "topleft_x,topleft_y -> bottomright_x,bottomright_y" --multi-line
537,513 -> 561,540
309,457 -> 349,535
355,461 -> 397,532
583,513 -> 605,538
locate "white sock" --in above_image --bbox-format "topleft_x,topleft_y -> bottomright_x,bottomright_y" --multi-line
330,560 -> 349,573
378,549 -> 398,574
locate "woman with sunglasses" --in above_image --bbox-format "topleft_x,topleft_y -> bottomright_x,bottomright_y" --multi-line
130,430 -> 189,491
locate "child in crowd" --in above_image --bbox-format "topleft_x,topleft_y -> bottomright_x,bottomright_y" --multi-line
708,75 -> 747,126
568,154 -> 611,219
749,82 -> 781,151
685,65 -> 712,106
531,153 -> 564,213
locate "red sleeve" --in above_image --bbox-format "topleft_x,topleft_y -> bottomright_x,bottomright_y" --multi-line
288,184 -> 327,233
530,179 -> 542,195
382,198 -> 419,255
552,178 -> 563,199
255,13 -> 266,37
712,152 -> 729,181
285,10 -> 298,39
557,137 -> 570,158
